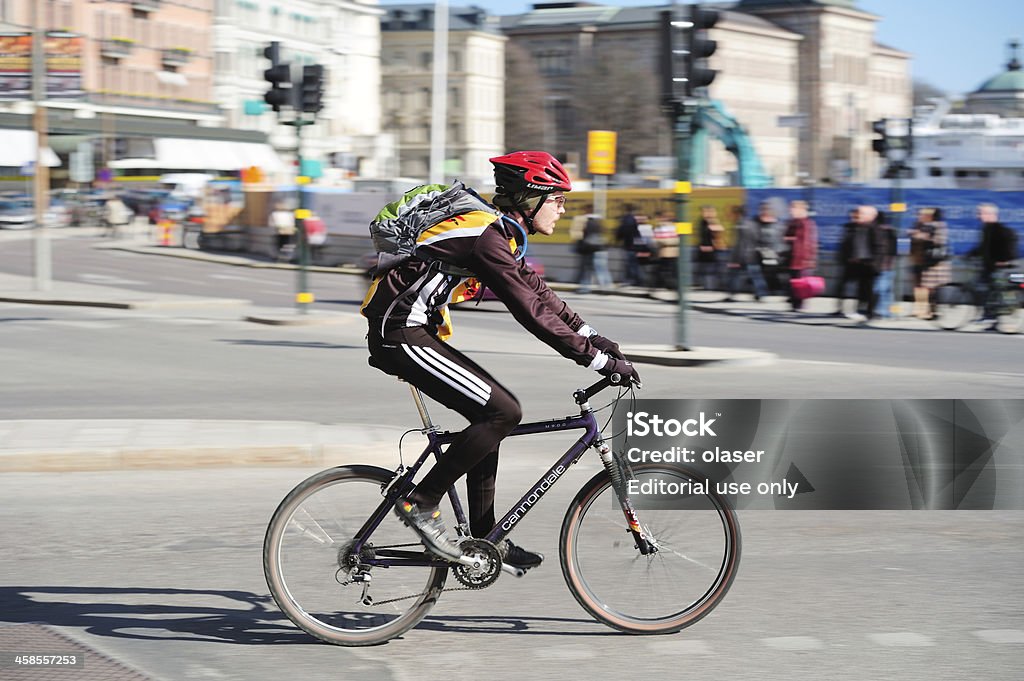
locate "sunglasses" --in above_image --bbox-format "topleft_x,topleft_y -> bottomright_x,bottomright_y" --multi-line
545,195 -> 567,207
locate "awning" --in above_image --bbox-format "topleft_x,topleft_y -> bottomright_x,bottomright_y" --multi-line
109,157 -> 163,169
154,138 -> 284,173
0,129 -> 61,168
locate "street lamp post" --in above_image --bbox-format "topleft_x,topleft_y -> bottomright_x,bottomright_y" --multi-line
31,1 -> 52,292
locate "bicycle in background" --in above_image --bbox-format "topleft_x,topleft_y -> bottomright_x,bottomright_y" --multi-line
931,259 -> 1024,334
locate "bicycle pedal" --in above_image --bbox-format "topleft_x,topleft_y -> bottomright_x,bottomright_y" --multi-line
501,563 -> 527,578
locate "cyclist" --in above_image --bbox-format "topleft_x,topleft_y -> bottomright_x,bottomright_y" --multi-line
968,203 -> 1019,321
361,151 -> 640,569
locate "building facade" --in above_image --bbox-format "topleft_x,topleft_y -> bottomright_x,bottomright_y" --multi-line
0,0 -> 279,178
380,4 -> 506,186
212,0 -> 388,178
501,0 -> 912,187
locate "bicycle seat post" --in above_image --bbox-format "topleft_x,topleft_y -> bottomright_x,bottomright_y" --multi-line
409,385 -> 437,431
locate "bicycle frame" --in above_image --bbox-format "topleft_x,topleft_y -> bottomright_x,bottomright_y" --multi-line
350,381 -> 627,569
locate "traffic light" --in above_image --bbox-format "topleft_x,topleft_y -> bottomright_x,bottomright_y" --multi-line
299,64 -> 325,114
871,119 -> 888,157
686,4 -> 719,96
263,41 -> 291,113
658,9 -> 689,107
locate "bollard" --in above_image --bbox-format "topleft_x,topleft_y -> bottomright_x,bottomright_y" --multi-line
159,220 -> 173,247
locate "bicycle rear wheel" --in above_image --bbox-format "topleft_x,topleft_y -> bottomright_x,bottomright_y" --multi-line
995,287 -> 1024,334
560,464 -> 740,634
264,465 -> 447,646
932,283 -> 973,330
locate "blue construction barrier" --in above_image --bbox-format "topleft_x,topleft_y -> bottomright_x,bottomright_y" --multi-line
746,188 -> 1024,257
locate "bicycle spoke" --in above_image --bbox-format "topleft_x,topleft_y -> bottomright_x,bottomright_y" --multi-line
265,466 -> 446,646
561,465 -> 739,633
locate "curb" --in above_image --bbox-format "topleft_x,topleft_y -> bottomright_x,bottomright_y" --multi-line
0,294 -> 251,310
99,241 -> 365,276
624,344 -> 777,367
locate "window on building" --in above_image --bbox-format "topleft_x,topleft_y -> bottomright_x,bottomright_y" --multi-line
421,52 -> 432,70
929,167 -> 943,177
536,49 -> 571,76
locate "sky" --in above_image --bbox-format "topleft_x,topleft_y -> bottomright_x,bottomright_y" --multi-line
380,0 -> 1024,95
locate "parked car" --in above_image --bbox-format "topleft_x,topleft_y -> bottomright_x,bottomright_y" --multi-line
0,197 -> 34,230
0,196 -> 62,229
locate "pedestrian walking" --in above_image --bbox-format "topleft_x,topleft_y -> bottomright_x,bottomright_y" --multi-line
103,195 -> 131,238
909,207 -> 951,319
967,202 -> 1019,321
577,212 -> 613,294
652,212 -> 680,290
839,205 -> 886,320
696,205 -> 727,291
726,205 -> 769,300
783,200 -> 818,310
269,202 -> 296,262
615,203 -> 644,286
871,211 -> 897,318
753,202 -> 784,294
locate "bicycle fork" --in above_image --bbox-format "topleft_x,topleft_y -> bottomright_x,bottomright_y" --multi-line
593,438 -> 657,555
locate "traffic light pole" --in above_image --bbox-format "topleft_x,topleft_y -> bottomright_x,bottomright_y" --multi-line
673,102 -> 694,351
890,174 -> 905,317
294,118 -> 311,315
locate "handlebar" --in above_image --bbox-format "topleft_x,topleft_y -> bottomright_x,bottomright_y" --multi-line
573,374 -> 640,406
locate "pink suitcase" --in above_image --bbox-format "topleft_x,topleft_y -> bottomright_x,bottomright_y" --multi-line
791,276 -> 825,301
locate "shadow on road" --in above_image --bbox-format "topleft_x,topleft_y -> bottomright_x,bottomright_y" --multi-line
0,586 -> 613,645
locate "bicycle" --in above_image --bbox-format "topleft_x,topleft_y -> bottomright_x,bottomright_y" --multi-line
931,261 -> 1024,334
263,375 -> 741,646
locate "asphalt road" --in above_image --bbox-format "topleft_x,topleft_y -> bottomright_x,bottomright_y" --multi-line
2,466 -> 1022,681
1,233 -> 1023,680
0,235 -> 1019,401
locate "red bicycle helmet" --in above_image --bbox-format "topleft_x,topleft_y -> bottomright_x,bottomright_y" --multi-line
490,151 -> 572,195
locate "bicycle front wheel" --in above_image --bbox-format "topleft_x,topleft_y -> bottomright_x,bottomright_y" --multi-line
264,465 -> 447,646
560,464 -> 740,634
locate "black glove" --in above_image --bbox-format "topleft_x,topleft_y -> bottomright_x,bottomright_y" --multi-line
599,358 -> 641,387
589,333 -> 626,361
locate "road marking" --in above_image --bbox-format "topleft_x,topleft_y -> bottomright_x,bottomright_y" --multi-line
868,632 -> 935,647
78,273 -> 148,286
762,636 -> 825,650
973,629 -> 1024,644
208,273 -> 262,282
646,639 -> 714,655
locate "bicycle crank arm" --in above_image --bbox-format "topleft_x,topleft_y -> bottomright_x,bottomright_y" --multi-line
501,563 -> 526,578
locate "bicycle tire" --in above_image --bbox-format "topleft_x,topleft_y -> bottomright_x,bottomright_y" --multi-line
264,465 -> 447,646
931,283 -> 973,330
560,463 -> 740,634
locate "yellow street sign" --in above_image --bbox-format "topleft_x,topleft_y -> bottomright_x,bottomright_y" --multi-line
587,130 -> 617,175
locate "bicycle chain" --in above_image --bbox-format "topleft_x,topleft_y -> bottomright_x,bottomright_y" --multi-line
341,540 -> 493,608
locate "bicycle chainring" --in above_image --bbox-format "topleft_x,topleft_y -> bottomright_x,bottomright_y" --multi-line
451,539 -> 501,589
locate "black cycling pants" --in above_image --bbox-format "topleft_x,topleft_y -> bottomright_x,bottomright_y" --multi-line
368,326 -> 522,538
